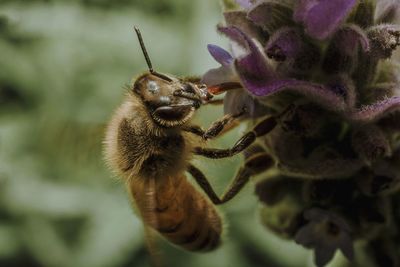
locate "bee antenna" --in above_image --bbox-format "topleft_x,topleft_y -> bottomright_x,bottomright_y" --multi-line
134,26 -> 154,73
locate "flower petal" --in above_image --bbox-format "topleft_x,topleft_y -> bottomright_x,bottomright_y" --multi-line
352,125 -> 392,164
322,26 -> 370,74
266,128 -> 363,178
247,1 -> 294,33
295,224 -> 316,248
201,66 -> 237,86
266,28 -> 322,76
235,0 -> 253,9
236,77 -> 347,112
336,25 -> 370,53
294,0 -> 358,40
315,247 -> 336,267
223,89 -> 272,119
218,24 -> 248,48
207,44 -> 233,66
304,208 -> 328,222
350,96 -> 400,122
265,28 -> 303,61
338,234 -> 354,261
223,11 -> 266,44
376,0 -> 400,24
293,0 -> 318,23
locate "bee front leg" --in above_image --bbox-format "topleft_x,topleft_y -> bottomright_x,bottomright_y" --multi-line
183,109 -> 245,140
188,152 -> 274,204
202,109 -> 246,140
193,116 -> 277,158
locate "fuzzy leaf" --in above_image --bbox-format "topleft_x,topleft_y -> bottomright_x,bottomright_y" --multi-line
351,125 -> 391,164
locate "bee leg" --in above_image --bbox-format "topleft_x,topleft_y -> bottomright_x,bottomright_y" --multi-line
202,109 -> 246,140
182,125 -> 205,136
193,116 -> 277,159
188,153 -> 274,204
204,99 -> 224,105
183,109 -> 245,139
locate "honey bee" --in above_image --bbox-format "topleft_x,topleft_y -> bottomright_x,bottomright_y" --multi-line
103,27 -> 278,252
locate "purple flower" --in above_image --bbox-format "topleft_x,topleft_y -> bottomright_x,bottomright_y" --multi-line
202,44 -> 237,86
225,26 -> 347,111
204,1 -> 400,266
294,0 -> 357,40
295,208 -> 354,267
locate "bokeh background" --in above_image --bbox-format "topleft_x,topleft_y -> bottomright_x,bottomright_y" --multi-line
0,0 -> 316,266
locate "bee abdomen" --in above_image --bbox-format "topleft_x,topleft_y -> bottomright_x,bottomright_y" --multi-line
152,175 -> 222,251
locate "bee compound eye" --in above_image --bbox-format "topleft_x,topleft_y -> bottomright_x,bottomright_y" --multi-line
147,81 -> 159,94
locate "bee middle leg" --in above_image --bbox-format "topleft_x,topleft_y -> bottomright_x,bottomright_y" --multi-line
193,115 -> 277,159
188,152 -> 274,204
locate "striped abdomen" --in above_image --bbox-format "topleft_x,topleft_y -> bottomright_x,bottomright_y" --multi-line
129,174 -> 222,251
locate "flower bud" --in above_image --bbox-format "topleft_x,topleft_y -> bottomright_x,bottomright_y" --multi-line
368,24 -> 400,59
259,195 -> 304,239
351,125 -> 391,164
356,161 -> 400,196
255,175 -> 302,206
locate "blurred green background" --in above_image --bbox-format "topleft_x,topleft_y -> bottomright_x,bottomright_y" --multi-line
0,1 -> 311,266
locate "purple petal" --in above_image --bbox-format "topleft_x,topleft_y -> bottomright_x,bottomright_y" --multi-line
223,11 -> 265,44
294,0 -> 358,40
293,0 -> 319,22
335,25 -> 370,53
236,77 -> 347,112
265,28 -> 303,60
233,37 -> 277,95
218,25 -> 248,48
350,96 -> 400,122
207,44 -> 233,66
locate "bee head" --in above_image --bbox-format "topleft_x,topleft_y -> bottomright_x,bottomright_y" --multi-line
133,72 -> 211,127
132,27 -> 213,127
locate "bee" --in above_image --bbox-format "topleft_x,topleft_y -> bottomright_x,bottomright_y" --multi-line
103,27 -> 278,252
